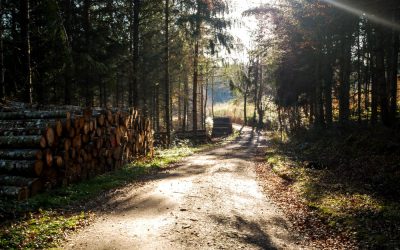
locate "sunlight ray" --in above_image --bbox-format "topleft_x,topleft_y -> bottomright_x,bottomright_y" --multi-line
321,0 -> 400,30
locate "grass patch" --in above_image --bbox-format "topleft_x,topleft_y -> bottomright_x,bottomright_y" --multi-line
0,144 -> 203,249
264,126 -> 400,248
0,210 -> 86,249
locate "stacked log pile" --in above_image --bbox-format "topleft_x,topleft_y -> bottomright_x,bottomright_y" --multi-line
0,106 -> 153,200
212,117 -> 233,137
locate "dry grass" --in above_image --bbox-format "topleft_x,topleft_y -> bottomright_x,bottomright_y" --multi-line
212,101 -> 254,124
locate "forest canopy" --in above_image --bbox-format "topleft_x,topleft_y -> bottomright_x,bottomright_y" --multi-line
0,0 -> 399,131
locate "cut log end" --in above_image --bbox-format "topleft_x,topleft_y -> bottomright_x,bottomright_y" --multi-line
0,186 -> 29,200
45,128 -> 55,147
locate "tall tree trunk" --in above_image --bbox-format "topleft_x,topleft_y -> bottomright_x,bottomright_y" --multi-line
389,17 -> 399,123
200,73 -> 204,129
99,79 -> 104,107
116,76 -> 120,107
375,27 -> 390,126
63,0 -> 72,105
370,56 -> 378,125
10,7 -> 17,94
357,27 -> 362,123
178,76 -> 182,129
132,0 -> 140,108
83,0 -> 91,107
309,101 -> 314,125
367,24 -> 378,124
243,69 -> 249,125
183,71 -> 188,131
128,0 -> 134,106
252,58 -> 259,126
277,106 -> 283,141
0,0 -> 4,100
192,40 -> 199,133
20,0 -> 33,104
164,0 -> 171,146
315,51 -> 324,126
324,63 -> 333,126
204,77 -> 208,127
339,35 -> 352,125
211,68 -> 214,118
192,1 -> 202,133
155,83 -> 160,131
103,80 -> 107,107
257,63 -> 264,128
364,24 -> 372,122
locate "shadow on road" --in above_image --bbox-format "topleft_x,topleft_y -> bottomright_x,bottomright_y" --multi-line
209,214 -> 281,250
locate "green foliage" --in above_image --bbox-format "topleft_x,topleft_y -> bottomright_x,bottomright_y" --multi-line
177,0 -> 233,54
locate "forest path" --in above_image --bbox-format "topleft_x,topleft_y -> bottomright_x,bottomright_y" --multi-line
63,126 -> 303,250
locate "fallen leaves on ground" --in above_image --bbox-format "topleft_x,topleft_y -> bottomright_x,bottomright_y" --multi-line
255,161 -> 358,249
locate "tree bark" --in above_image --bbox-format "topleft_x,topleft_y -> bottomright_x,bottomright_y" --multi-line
324,62 -> 333,126
0,135 -> 47,148
155,83 -> 160,131
63,0 -> 73,105
0,186 -> 29,200
128,0 -> 134,106
200,72 -> 204,129
364,51 -> 370,122
315,51 -> 324,126
211,68 -> 215,118
11,6 -> 18,94
192,1 -> 202,134
178,76 -> 182,129
0,110 -> 69,120
204,77 -> 208,127
83,0 -> 92,107
182,71 -> 188,131
252,58 -> 259,126
367,25 -> 378,125
193,40 -> 199,133
375,27 -> 390,126
0,149 -> 43,160
339,34 -> 352,125
20,0 -> 33,104
0,119 -> 65,130
257,63 -> 264,128
132,0 -> 140,108
370,56 -> 378,124
0,160 -> 43,177
389,18 -> 399,123
164,0 -> 171,146
243,67 -> 250,125
0,0 -> 4,100
0,175 -> 42,196
357,26 -> 362,123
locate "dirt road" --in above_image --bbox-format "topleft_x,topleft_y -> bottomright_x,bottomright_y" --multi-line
64,126 -> 304,249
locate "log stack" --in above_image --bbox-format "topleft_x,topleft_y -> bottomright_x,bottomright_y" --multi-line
0,106 -> 153,200
212,117 -> 233,137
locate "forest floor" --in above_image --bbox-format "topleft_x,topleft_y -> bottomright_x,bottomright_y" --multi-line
257,126 -> 400,249
62,126 -> 306,249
